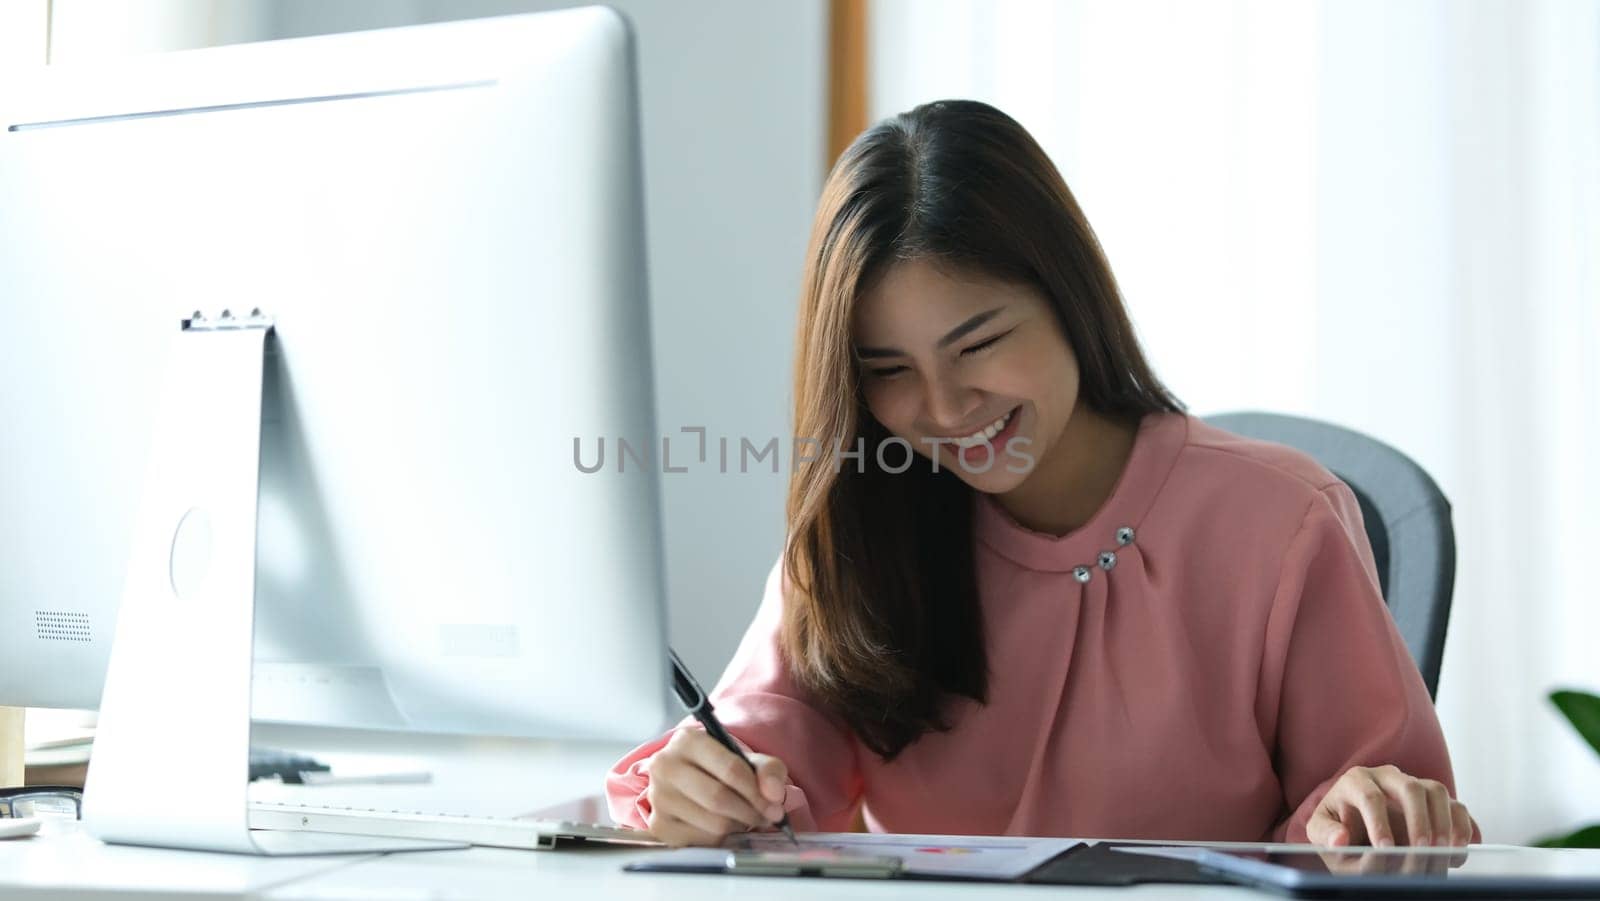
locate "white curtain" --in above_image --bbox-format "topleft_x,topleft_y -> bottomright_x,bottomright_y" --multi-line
872,0 -> 1600,844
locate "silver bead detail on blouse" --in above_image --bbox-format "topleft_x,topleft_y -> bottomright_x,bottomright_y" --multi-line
1115,526 -> 1136,546
1072,565 -> 1093,584
1098,550 -> 1117,571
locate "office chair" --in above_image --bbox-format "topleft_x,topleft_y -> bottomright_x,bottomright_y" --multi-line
1204,412 -> 1455,700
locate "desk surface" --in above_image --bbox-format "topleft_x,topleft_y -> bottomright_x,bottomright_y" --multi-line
0,823 -> 1250,900
0,727 -> 1469,899
263,843 -> 1243,901
0,821 -> 368,898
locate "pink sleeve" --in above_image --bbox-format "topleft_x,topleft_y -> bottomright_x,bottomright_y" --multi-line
604,556 -> 863,832
1258,481 -> 1460,843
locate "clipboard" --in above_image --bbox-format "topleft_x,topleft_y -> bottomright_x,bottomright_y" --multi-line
623,833 -> 1234,885
627,847 -> 902,878
625,832 -> 1080,881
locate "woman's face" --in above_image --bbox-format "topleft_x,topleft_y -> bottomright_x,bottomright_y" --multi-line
852,257 -> 1080,494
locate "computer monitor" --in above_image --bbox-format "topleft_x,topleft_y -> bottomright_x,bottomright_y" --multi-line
0,9 -> 670,747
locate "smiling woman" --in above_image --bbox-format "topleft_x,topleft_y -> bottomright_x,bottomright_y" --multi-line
606,99 -> 1476,852
784,100 -> 1181,759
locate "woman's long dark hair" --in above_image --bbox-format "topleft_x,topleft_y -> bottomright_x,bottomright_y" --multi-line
783,100 -> 1183,760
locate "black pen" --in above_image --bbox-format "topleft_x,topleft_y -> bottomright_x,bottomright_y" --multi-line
668,648 -> 799,845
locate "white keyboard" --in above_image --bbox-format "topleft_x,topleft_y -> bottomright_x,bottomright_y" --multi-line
248,801 -> 660,851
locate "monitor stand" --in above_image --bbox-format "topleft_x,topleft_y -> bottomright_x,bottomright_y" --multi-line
81,311 -> 459,856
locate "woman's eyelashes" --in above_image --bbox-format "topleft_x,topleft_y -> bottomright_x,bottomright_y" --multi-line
862,328 -> 1014,380
864,329 -> 1011,379
959,327 -> 1014,357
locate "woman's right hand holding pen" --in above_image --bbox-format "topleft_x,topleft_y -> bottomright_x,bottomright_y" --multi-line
644,727 -> 790,847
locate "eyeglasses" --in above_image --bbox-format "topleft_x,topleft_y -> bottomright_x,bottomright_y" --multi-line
0,786 -> 82,820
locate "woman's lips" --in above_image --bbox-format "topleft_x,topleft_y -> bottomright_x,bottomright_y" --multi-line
954,405 -> 1021,469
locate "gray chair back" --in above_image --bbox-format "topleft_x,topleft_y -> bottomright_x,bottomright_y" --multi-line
1204,412 -> 1454,699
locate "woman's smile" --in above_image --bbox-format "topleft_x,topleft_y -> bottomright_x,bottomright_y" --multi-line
942,403 -> 1023,470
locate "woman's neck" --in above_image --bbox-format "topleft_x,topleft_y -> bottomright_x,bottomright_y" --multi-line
995,406 -> 1141,537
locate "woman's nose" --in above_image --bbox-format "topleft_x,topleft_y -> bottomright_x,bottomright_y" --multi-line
923,374 -> 982,433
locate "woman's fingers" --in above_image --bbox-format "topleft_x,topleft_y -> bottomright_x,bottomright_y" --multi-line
1309,767 -> 1380,847
1343,768 -> 1398,847
670,729 -> 769,815
645,727 -> 793,846
1306,804 -> 1351,847
1426,781 -> 1454,846
1370,766 -> 1436,845
667,758 -> 769,828
1312,765 -> 1480,849
749,753 -> 790,814
1449,800 -> 1474,847
649,778 -> 750,838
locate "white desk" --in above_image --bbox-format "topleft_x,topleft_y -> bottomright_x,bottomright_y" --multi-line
0,728 -> 1292,898
264,843 -> 1245,900
0,820 -> 374,899
0,824 -> 1251,900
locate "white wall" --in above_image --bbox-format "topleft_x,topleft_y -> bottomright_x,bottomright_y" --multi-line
0,1 -> 48,69
47,0 -> 827,687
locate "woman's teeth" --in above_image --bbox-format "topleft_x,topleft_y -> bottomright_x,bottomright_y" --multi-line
955,409 -> 1014,448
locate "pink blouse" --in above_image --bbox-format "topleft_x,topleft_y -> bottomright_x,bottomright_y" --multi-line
606,412 -> 1457,842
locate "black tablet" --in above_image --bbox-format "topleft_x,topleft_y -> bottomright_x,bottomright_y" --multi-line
1193,846 -> 1600,898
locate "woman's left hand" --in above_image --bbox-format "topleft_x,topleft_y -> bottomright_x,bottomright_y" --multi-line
1306,764 -> 1480,847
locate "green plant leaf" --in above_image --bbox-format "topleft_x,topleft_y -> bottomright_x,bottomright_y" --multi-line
1533,824 -> 1600,848
1551,690 -> 1600,759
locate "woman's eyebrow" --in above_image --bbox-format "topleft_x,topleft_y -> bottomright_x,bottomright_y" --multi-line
854,307 -> 1005,359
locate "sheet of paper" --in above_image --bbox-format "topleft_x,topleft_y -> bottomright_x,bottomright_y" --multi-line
729,831 -> 1080,880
